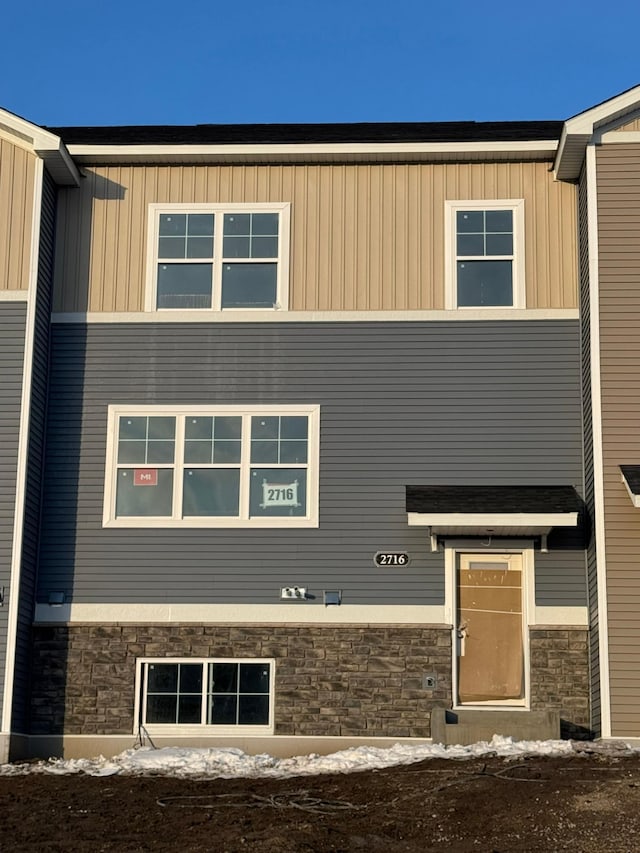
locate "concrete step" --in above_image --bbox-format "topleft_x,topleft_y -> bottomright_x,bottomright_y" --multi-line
430,707 -> 560,745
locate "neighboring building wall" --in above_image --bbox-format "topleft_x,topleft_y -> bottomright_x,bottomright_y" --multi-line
596,142 -> 640,736
11,170 -> 57,733
0,302 -> 27,722
37,320 -> 585,606
0,139 -> 35,292
30,624 -> 590,740
52,162 -> 578,313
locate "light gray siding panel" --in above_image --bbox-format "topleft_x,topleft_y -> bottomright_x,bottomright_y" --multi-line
38,320 -> 585,606
0,302 -> 26,722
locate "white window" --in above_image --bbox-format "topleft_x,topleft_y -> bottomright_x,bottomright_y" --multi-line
135,658 -> 274,734
145,203 -> 290,312
445,200 -> 525,309
103,404 -> 319,528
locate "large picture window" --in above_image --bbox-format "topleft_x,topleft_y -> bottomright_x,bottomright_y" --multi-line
136,659 -> 274,734
445,200 -> 525,309
146,203 -> 290,312
103,405 -> 319,528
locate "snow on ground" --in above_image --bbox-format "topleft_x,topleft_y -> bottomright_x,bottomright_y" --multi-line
0,736 -> 637,780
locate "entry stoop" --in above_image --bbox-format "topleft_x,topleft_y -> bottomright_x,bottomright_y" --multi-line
430,708 -> 560,745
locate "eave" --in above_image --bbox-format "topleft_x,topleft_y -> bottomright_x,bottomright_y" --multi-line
554,83 -> 640,181
0,109 -> 80,187
65,139 -> 558,167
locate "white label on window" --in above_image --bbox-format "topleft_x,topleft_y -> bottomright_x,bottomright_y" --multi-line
261,480 -> 299,508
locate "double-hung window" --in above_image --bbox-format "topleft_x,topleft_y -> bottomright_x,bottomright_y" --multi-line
103,404 -> 319,528
445,200 -> 525,309
136,658 -> 274,734
146,203 -> 290,312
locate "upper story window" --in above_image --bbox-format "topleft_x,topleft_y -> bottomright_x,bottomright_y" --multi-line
103,404 -> 319,528
445,200 -> 525,309
146,203 -> 290,312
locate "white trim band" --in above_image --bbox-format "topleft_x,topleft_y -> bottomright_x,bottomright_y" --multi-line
0,291 -> 29,302
50,308 -> 580,324
33,601 -> 588,627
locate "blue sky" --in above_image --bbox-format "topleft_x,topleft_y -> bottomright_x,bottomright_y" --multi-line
3,0 -> 640,127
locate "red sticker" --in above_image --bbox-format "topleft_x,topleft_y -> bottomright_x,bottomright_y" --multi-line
134,469 -> 158,486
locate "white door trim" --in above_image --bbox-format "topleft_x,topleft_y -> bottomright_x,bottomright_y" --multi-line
445,541 -> 533,710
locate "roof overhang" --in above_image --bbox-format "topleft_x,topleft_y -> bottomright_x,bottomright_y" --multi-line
554,84 -> 640,181
406,485 -> 581,548
64,140 -> 558,167
620,465 -> 640,507
0,109 -> 80,186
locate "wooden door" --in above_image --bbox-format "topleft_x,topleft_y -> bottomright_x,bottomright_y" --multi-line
456,553 -> 524,704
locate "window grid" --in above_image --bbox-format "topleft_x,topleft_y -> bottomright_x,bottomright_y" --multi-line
105,406 -> 318,528
139,659 -> 273,731
149,204 -> 289,312
445,200 -> 524,310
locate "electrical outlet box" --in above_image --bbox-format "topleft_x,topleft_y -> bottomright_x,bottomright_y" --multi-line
423,673 -> 437,690
280,587 -> 307,600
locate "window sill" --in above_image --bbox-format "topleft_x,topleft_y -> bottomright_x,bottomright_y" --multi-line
103,517 -> 319,529
138,724 -> 274,736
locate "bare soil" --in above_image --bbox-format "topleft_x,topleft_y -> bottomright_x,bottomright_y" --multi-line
0,751 -> 639,852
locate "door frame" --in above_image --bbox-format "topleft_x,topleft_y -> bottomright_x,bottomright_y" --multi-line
444,539 -> 535,710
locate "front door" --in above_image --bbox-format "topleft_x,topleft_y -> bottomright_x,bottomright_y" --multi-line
456,552 -> 525,705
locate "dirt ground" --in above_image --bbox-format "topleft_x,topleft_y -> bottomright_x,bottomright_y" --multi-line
0,749 -> 639,852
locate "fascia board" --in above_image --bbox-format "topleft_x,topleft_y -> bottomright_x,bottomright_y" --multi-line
65,140 -> 558,165
407,512 -> 579,527
555,84 -> 640,180
0,108 -> 80,186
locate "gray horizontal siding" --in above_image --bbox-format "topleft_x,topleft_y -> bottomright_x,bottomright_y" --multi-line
38,320 -> 586,607
0,302 -> 27,721
11,171 -> 56,732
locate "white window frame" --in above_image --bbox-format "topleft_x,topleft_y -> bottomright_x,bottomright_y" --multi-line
103,404 -> 320,528
134,657 -> 275,736
145,202 -> 291,313
444,199 -> 525,310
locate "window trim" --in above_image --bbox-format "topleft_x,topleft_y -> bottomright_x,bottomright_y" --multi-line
444,199 -> 525,310
134,657 -> 275,736
145,202 -> 291,313
103,404 -> 320,528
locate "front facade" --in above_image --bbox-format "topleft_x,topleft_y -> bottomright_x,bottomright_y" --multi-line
1,87 -> 638,758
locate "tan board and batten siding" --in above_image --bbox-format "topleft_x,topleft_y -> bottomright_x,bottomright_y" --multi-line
53,161 -> 577,313
612,116 -> 640,132
0,138 -> 36,292
597,142 -> 640,736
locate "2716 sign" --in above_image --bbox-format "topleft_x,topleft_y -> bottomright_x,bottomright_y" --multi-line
374,552 -> 410,567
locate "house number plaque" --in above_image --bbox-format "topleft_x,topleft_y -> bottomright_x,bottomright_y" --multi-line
374,552 -> 410,567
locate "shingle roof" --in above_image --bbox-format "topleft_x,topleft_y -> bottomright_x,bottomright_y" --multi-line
620,465 -> 640,495
406,485 -> 582,514
45,120 -> 563,146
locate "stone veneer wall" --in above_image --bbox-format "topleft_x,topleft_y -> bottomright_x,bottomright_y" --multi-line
30,625 -> 452,738
529,629 -> 591,738
29,625 -> 590,739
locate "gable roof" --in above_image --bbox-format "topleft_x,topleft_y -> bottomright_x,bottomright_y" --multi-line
554,83 -> 640,180
0,108 -> 80,186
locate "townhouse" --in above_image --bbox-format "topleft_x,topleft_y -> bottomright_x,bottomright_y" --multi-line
0,85 -> 636,759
